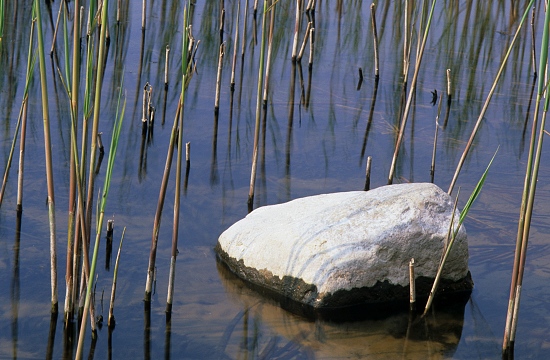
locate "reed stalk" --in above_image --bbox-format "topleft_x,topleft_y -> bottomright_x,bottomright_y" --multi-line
363,156 -> 372,191
144,40 -> 197,301
214,42 -> 225,113
0,0 -> 4,43
242,0 -> 249,59
409,258 -> 415,310
263,0 -> 275,105
142,0 -> 146,30
291,0 -> 300,62
167,3 -> 190,317
370,4 -> 379,79
230,1 -> 240,89
64,0 -> 81,324
308,28 -> 314,67
76,62 -> 124,360
247,0 -> 268,212
73,7 -> 97,317
503,2 -> 550,353
387,0 -> 436,185
116,0 -> 120,23
297,21 -> 311,62
447,0 -> 535,194
108,227 -> 126,328
531,6 -> 536,77
13,16 -> 38,212
165,45 -> 170,88
424,149 -> 497,316
446,68 -> 451,102
219,8 -> 225,45
61,0 -> 71,84
306,0 -> 314,12
403,0 -> 410,79
85,0 -> 110,258
35,0 -> 59,314
0,46 -> 36,207
430,93 -> 443,183
78,0 -> 109,326
145,101 -> 180,302
49,0 -> 62,56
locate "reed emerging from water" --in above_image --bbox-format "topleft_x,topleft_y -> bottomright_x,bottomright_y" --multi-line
503,1 -> 549,355
35,0 -> 59,315
247,0 -> 269,212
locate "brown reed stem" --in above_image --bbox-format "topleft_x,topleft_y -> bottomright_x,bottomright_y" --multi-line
167,4 -> 190,316
364,156 -> 372,191
219,8 -> 225,44
116,0 -> 121,22
242,0 -> 249,58
403,0 -> 410,78
215,42 -> 225,112
446,68 -> 452,100
291,0 -> 301,61
263,0 -> 275,106
409,258 -> 416,310
145,99 -> 180,302
0,95 -> 25,208
431,93 -> 443,183
165,45 -> 170,88
308,28 -> 314,67
142,0 -> 146,30
108,227 -> 125,328
297,21 -> 311,62
49,0 -> 62,56
370,4 -> 379,79
17,96 -> 29,212
231,1 -> 240,89
248,0 -> 268,212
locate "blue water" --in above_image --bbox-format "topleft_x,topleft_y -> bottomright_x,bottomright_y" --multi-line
1,1 -> 550,358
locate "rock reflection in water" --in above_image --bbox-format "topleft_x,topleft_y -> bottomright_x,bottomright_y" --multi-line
217,260 -> 468,359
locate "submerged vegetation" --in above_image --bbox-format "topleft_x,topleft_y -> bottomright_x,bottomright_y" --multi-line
1,1 -> 550,358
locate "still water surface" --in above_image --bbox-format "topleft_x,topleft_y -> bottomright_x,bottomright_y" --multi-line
1,1 -> 550,358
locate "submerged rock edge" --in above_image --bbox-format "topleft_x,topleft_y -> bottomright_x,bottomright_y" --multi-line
215,242 -> 474,309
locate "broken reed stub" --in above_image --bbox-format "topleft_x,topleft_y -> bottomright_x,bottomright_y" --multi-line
216,183 -> 473,310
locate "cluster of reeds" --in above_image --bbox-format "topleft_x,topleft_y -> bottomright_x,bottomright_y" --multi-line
0,0 -> 133,357
364,4 -> 546,355
387,0 -> 437,184
244,0 -> 315,212
144,1 -> 198,322
502,1 -> 549,356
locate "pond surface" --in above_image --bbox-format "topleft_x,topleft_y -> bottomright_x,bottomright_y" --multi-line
2,1 -> 550,359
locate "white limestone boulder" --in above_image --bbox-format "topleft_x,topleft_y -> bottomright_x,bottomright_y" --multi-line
216,183 -> 472,309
